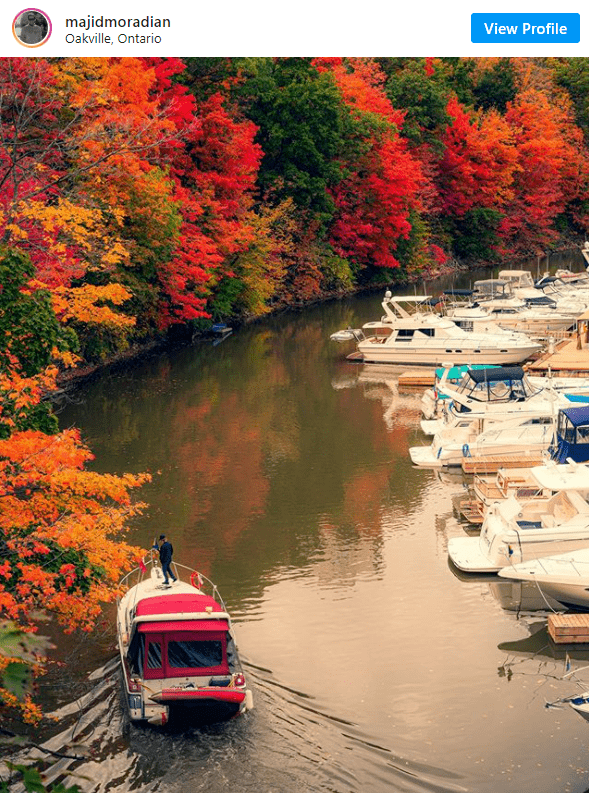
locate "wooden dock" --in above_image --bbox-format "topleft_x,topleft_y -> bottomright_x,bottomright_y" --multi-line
527,334 -> 589,376
398,370 -> 436,389
461,453 -> 544,474
549,614 -> 589,644
456,496 -> 485,524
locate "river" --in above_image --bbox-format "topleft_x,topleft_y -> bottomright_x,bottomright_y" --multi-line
37,250 -> 589,793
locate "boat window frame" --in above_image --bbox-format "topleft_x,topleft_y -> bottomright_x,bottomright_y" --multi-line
142,629 -> 229,680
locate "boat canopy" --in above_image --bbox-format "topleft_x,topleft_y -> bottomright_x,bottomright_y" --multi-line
524,296 -> 558,308
465,366 -> 525,384
443,289 -> 473,297
473,280 -> 514,299
454,365 -> 538,403
550,407 -> 589,463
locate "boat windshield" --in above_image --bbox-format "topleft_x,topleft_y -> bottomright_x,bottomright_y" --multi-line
454,367 -> 539,403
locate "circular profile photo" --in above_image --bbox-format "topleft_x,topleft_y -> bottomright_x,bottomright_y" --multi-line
13,8 -> 51,47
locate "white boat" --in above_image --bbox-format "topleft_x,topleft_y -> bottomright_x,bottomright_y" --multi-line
498,546 -> 589,610
117,554 -> 253,726
419,366 -> 586,437
444,278 -> 580,336
330,292 -> 542,366
448,461 -> 589,573
409,415 -> 554,468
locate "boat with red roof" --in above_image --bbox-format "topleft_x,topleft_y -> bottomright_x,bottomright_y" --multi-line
117,552 -> 253,726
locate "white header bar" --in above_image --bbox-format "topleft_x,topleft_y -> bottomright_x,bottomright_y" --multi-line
1,1 -> 586,56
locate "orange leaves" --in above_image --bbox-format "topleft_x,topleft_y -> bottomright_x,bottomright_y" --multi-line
51,283 -> 135,329
0,415 -> 150,632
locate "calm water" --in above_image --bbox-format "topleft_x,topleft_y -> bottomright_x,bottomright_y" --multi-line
40,252 -> 589,793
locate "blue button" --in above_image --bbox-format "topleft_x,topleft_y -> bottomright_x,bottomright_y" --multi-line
471,13 -> 580,43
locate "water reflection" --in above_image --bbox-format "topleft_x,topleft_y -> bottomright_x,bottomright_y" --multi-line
47,255 -> 589,793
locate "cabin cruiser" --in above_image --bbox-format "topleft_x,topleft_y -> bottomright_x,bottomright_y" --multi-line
421,365 -> 499,420
444,279 -> 580,336
329,292 -> 542,366
117,553 -> 253,726
420,366 -> 588,436
448,459 -> 589,573
458,406 -> 589,520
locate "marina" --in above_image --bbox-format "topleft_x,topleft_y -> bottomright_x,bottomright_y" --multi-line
38,255 -> 589,793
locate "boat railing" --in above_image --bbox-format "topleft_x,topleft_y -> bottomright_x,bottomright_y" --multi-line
118,551 -> 228,612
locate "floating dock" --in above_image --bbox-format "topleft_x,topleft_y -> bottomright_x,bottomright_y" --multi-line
527,326 -> 589,376
398,370 -> 436,389
455,495 -> 485,524
548,614 -> 589,644
461,453 -> 545,474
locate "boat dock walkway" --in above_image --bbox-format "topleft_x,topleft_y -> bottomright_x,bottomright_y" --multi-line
461,453 -> 545,474
549,614 -> 589,644
527,328 -> 589,376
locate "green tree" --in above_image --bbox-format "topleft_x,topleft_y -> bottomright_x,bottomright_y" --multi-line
237,58 -> 352,221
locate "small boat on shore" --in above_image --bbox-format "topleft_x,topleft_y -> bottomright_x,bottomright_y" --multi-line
117,553 -> 253,727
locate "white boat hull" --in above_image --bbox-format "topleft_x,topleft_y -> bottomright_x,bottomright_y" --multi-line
356,340 -> 540,366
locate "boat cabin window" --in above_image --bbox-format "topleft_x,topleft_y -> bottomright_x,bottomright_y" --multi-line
168,639 -> 223,669
417,328 -> 435,337
137,628 -> 230,680
147,640 -> 163,670
396,329 -> 415,340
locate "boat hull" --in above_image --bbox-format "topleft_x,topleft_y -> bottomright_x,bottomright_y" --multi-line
356,341 -> 540,366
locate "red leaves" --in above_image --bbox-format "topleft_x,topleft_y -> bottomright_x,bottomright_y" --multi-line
321,59 -> 425,269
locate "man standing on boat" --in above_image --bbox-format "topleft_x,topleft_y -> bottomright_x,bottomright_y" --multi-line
154,534 -> 177,585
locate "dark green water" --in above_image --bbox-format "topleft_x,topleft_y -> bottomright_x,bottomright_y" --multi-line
40,251 -> 589,793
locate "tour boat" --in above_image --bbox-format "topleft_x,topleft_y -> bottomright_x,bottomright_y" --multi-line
329,292 -> 541,366
448,460 -> 589,573
117,553 -> 253,727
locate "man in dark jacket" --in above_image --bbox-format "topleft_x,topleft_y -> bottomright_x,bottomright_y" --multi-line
154,534 -> 177,585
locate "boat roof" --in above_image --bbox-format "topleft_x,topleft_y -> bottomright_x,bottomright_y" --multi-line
531,462 -> 589,492
389,295 -> 433,302
435,364 -> 499,380
466,366 -> 525,383
138,619 -> 228,633
524,296 -> 557,306
136,593 -> 224,617
561,406 -> 589,426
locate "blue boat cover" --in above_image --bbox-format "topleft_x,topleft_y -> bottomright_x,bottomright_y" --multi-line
467,366 -> 524,383
561,405 -> 589,425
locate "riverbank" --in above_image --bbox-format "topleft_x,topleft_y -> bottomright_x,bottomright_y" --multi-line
54,241 -> 584,392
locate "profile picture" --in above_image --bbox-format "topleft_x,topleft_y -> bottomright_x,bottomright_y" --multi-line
13,8 -> 51,47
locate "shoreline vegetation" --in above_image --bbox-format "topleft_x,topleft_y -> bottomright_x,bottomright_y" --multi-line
2,54 -> 589,733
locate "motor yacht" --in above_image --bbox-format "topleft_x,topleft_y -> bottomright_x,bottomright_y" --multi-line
330,292 -> 542,366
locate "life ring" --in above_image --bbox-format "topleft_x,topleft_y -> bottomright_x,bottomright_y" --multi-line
190,571 -> 203,589
462,443 -> 471,458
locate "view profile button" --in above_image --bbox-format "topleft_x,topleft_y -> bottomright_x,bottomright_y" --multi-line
471,13 -> 580,43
